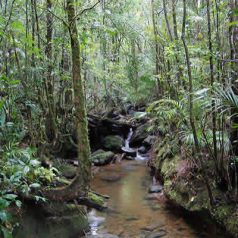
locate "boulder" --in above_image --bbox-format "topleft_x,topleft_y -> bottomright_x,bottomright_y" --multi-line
92,150 -> 115,166
103,135 -> 123,152
143,135 -> 157,147
60,164 -> 77,179
138,146 -> 148,154
130,124 -> 150,147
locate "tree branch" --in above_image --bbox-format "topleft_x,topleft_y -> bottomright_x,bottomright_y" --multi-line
74,0 -> 101,21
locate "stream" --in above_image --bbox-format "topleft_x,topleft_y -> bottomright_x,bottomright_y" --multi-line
84,130 -> 228,238
14,128 -> 230,238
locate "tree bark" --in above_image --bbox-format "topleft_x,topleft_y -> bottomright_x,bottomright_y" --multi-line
45,0 -> 57,142
206,0 -> 219,174
67,0 -> 91,189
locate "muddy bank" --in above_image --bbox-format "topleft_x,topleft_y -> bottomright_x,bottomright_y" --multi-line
150,135 -> 238,238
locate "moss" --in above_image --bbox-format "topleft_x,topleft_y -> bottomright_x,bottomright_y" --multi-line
161,155 -> 180,179
103,135 -> 123,151
14,203 -> 89,238
154,136 -> 238,237
91,150 -> 115,166
212,205 -> 238,236
59,164 -> 77,179
88,192 -> 105,207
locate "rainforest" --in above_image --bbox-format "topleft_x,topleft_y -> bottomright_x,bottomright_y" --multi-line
0,0 -> 238,237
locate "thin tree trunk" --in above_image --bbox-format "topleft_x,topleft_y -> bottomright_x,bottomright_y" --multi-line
206,0 -> 219,175
163,0 -> 173,41
181,0 -> 214,206
151,0 -> 162,97
45,0 -> 57,141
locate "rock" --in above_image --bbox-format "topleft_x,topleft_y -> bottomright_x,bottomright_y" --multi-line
15,204 -> 88,238
143,135 -> 157,147
92,150 -> 115,166
100,173 -> 122,182
121,146 -> 137,156
125,216 -> 139,221
144,194 -> 158,201
130,124 -> 150,146
146,230 -> 167,238
60,164 -> 77,179
148,185 -> 163,194
86,234 -> 119,238
125,156 -> 135,161
141,222 -> 165,232
138,146 -> 147,154
103,135 -> 124,152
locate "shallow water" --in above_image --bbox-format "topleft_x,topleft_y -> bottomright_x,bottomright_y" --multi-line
85,159 -> 228,238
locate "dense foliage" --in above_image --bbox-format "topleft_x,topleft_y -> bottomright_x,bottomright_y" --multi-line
0,0 -> 238,236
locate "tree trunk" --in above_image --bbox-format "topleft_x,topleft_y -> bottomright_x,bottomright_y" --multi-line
42,0 -> 92,202
206,0 -> 219,175
45,0 -> 57,142
181,0 -> 214,206
67,0 -> 91,189
151,0 -> 162,97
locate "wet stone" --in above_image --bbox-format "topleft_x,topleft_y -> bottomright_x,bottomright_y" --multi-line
144,194 -> 158,201
141,222 -> 165,232
148,185 -> 163,193
122,147 -> 137,156
138,146 -> 147,154
126,215 -> 139,221
146,230 -> 167,238
100,174 -> 122,183
86,234 -> 119,238
125,156 -> 135,161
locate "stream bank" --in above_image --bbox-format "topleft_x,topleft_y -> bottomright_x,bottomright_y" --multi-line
149,134 -> 238,238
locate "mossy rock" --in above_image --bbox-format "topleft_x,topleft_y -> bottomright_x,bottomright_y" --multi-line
14,204 -> 89,238
88,192 -> 105,207
91,149 -> 115,166
59,164 -> 77,179
103,135 -> 123,152
213,205 -> 238,237
130,123 -> 150,146
161,155 -> 180,179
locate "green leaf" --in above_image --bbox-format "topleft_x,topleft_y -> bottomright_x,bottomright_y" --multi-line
29,183 -> 41,189
1,227 -> 13,238
15,200 -> 22,208
8,80 -> 20,86
3,194 -> 17,201
228,21 -> 238,26
0,211 -> 8,222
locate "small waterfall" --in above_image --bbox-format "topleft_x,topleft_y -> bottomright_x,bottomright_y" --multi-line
125,128 -> 133,149
122,128 -> 147,161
